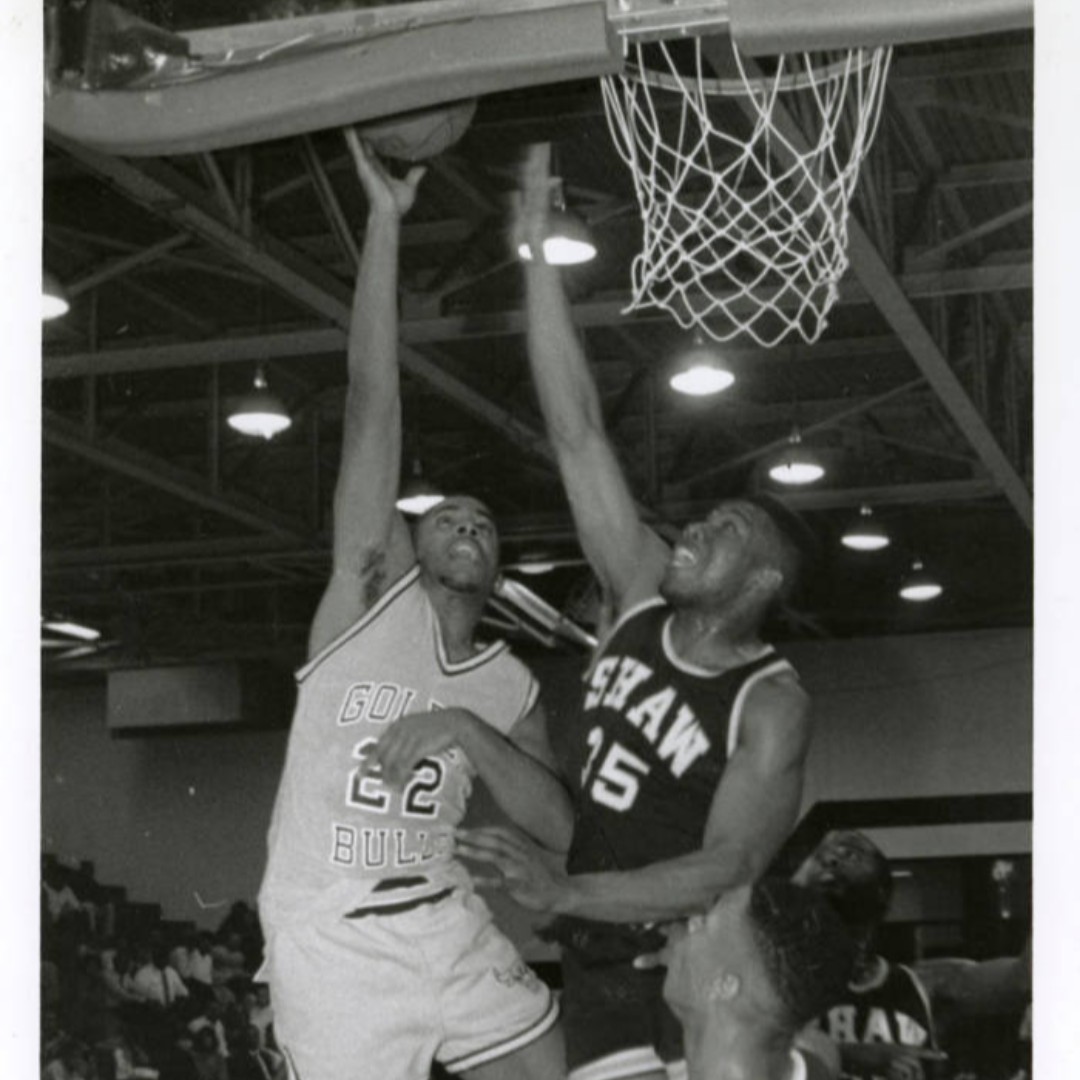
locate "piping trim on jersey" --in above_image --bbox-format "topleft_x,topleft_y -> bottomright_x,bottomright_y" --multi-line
661,615 -> 775,678
665,1060 -> 689,1080
295,565 -> 421,683
568,1046 -> 668,1080
519,675 -> 540,723
725,656 -> 795,758
432,608 -> 508,677
442,993 -> 559,1072
282,1045 -> 302,1080
789,1049 -> 808,1080
583,596 -> 667,683
899,962 -> 939,1048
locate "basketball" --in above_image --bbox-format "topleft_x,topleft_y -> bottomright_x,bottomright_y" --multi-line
357,99 -> 478,162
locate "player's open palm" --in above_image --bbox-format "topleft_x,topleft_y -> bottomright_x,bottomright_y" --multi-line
455,825 -> 568,912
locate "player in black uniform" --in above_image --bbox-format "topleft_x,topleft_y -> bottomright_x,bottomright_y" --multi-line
793,830 -> 1031,1080
457,144 -> 814,1080
660,880 -> 856,1080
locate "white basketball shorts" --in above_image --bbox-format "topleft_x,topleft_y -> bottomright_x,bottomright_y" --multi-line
264,882 -> 558,1080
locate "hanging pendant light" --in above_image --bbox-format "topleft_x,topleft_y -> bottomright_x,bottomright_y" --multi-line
42,271 -> 70,320
227,366 -> 292,439
669,334 -> 735,396
768,427 -> 825,486
395,459 -> 444,515
899,558 -> 943,602
517,178 -> 597,266
840,505 -> 890,551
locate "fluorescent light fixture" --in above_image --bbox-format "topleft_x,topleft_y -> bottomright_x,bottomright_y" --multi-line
899,559 -> 943,602
669,337 -> 735,396
841,505 -> 890,551
670,364 -> 736,396
768,429 -> 825,486
395,489 -> 445,515
514,559 -> 558,575
43,271 -> 70,320
395,460 -> 443,515
517,178 -> 597,265
227,366 -> 292,439
518,211 -> 598,265
42,618 -> 101,642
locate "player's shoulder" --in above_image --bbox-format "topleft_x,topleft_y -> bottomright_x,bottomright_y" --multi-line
748,659 -> 810,714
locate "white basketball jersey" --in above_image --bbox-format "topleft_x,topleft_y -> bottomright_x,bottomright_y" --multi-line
260,566 -> 538,924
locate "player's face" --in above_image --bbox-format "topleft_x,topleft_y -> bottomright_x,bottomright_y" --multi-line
661,885 -> 757,1020
414,496 -> 500,595
660,500 -> 781,610
793,830 -> 882,892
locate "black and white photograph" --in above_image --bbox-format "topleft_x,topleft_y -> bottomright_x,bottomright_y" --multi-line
6,1 -> 1077,1078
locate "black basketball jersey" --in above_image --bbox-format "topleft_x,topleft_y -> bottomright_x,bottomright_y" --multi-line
814,958 -> 939,1080
566,597 -> 797,876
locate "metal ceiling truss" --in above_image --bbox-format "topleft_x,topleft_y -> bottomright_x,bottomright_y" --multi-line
41,32 -> 1033,653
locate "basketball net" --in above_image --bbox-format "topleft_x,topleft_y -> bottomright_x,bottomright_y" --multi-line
600,37 -> 891,346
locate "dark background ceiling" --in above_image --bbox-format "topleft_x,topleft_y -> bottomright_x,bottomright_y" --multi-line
40,20 -> 1034,673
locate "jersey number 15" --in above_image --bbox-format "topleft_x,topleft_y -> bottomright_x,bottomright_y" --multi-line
582,726 -> 651,813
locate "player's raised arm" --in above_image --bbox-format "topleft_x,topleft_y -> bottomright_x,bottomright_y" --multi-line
518,143 -> 668,616
307,133 -> 426,659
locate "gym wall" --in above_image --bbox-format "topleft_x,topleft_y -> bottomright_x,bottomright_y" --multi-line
40,626 -> 1032,930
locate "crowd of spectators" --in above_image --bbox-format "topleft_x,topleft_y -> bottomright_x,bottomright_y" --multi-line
41,855 -> 282,1080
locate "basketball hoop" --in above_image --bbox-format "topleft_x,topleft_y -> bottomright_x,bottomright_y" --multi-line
600,34 -> 891,346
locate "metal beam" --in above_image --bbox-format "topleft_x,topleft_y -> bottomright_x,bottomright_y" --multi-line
43,411 -> 312,543
707,45 -> 1033,529
892,158 -> 1032,195
67,234 -> 191,298
42,478 -> 1001,577
910,201 -> 1032,268
48,134 -> 565,471
43,255 -> 1032,379
843,229 -> 1032,527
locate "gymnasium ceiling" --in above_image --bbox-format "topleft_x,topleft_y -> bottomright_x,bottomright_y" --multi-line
40,20 -> 1034,672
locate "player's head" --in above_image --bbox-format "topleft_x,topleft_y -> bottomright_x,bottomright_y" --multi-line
659,495 -> 810,619
792,830 -> 893,940
413,495 -> 501,597
662,881 -> 856,1039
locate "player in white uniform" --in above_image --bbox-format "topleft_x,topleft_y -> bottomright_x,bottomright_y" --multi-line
258,133 -> 572,1080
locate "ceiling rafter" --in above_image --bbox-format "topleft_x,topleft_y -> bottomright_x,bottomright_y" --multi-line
44,410 -> 312,544
42,254 -> 1033,379
705,43 -> 1032,530
42,478 -> 1002,579
47,132 -> 569,475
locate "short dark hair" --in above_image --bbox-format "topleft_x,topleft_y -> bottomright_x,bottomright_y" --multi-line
743,493 -> 817,605
747,879 -> 857,1029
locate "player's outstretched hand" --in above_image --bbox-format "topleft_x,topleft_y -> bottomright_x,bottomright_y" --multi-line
366,708 -> 470,789
344,126 -> 427,219
456,825 -> 569,913
631,921 -> 685,972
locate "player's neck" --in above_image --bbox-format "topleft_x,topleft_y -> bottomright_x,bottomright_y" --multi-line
667,608 -> 767,671
685,1017 -> 796,1080
427,584 -> 485,661
850,951 -> 888,989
